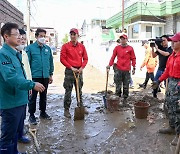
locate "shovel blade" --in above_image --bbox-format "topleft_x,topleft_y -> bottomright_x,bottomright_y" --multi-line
103,95 -> 107,108
74,106 -> 85,121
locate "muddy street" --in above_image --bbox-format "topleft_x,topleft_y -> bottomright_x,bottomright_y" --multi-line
18,55 -> 177,154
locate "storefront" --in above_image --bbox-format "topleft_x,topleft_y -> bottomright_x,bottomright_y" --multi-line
128,21 -> 165,39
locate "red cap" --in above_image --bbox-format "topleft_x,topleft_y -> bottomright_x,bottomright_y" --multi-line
169,32 -> 180,42
120,34 -> 128,39
70,28 -> 79,35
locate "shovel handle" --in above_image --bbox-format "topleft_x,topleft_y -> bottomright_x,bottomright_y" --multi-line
165,78 -> 168,93
105,69 -> 109,96
73,72 -> 81,106
175,135 -> 180,154
28,128 -> 40,153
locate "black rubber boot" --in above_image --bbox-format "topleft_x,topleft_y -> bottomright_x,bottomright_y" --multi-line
158,127 -> 176,135
64,109 -> 71,118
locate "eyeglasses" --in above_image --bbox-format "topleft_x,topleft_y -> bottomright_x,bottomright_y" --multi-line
10,33 -> 21,38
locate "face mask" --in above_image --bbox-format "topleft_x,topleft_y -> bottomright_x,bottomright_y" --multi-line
16,45 -> 25,51
38,37 -> 46,44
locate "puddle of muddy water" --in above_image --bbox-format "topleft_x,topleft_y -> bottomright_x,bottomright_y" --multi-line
17,93 -> 177,154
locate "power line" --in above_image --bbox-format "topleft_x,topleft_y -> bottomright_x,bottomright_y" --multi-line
124,3 -> 135,24
142,3 -> 166,22
30,0 -> 39,26
32,0 -> 37,12
30,13 -> 39,26
34,0 -> 39,10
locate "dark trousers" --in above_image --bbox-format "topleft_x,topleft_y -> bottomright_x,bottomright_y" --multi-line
115,69 -> 130,99
153,69 -> 165,97
0,105 -> 26,154
113,64 -> 118,85
18,105 -> 27,139
143,72 -> 154,86
63,68 -> 83,110
28,78 -> 49,115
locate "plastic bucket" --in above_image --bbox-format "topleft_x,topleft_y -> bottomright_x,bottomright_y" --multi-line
134,102 -> 150,119
107,96 -> 119,111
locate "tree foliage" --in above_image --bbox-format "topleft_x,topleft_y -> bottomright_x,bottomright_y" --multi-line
62,34 -> 68,44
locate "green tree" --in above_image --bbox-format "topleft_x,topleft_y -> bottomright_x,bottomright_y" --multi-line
62,34 -> 68,44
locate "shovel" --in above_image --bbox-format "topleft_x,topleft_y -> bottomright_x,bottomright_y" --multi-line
28,124 -> 40,153
73,72 -> 85,121
103,69 -> 109,108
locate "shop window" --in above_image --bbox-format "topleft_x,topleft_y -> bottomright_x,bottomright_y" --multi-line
155,26 -> 163,37
132,24 -> 139,39
146,26 -> 152,38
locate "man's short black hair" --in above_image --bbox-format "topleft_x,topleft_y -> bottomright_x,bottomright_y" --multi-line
116,39 -> 120,43
35,28 -> 46,37
0,22 -> 19,41
19,29 -> 26,35
161,35 -> 169,39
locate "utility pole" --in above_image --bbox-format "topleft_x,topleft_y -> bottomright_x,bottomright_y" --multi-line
27,0 -> 30,45
122,0 -> 124,31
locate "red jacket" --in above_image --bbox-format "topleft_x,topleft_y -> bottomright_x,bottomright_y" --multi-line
60,41 -> 88,68
109,45 -> 136,71
159,51 -> 180,81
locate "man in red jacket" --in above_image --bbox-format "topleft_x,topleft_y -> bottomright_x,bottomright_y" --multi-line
60,28 -> 88,118
152,32 -> 180,146
107,34 -> 136,106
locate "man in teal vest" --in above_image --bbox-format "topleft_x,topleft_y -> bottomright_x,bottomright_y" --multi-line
0,23 -> 45,153
26,28 -> 54,125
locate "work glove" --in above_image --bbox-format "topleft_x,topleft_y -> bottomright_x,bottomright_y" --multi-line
132,67 -> 136,75
106,65 -> 110,70
151,80 -> 160,89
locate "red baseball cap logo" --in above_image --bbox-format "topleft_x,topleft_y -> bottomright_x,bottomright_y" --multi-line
120,34 -> 128,39
70,28 -> 79,35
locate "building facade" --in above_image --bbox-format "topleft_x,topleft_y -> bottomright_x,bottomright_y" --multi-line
81,19 -> 115,47
0,0 -> 24,44
106,0 -> 180,40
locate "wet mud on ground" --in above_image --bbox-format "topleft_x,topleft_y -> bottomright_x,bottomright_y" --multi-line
6,55 -> 177,153
19,90 -> 176,154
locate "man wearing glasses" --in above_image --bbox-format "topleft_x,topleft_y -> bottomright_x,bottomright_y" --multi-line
151,35 -> 173,98
0,22 -> 45,153
60,28 -> 88,118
